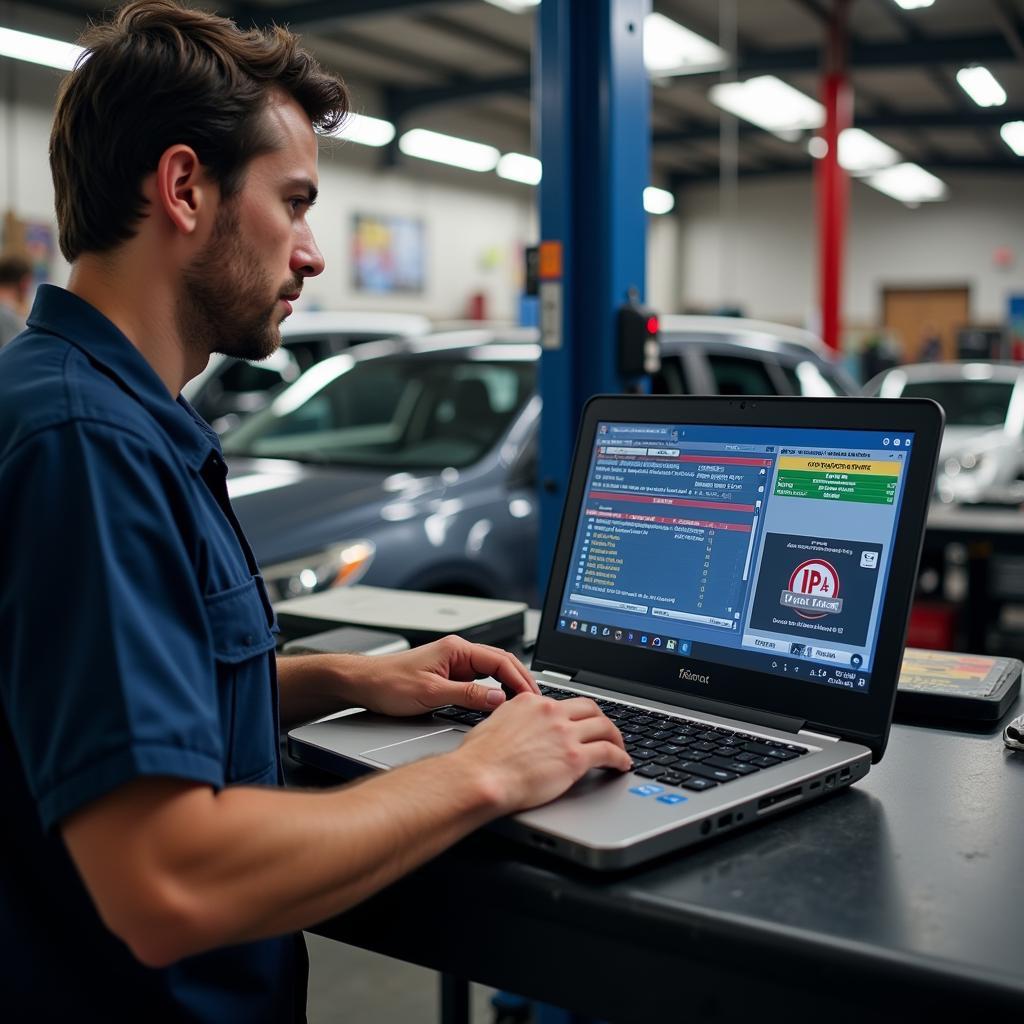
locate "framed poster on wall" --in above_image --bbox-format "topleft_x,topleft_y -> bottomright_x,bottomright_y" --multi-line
352,213 -> 425,294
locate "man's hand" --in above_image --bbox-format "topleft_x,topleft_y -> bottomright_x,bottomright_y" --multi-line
355,634 -> 541,717
449,693 -> 633,814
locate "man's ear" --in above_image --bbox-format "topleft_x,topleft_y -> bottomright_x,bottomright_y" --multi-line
151,145 -> 212,236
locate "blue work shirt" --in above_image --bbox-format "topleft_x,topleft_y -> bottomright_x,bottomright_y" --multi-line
0,286 -> 307,1021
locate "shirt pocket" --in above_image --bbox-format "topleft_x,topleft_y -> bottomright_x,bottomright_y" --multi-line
204,577 -> 278,785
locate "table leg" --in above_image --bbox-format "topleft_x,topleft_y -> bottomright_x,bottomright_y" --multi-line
440,973 -> 470,1024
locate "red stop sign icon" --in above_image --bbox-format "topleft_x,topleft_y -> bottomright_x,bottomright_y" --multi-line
788,558 -> 840,620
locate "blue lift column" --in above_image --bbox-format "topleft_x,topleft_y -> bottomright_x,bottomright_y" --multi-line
535,0 -> 651,596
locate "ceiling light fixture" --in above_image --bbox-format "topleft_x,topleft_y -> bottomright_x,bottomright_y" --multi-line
809,128 -> 902,174
956,66 -> 1007,107
496,152 -> 542,185
865,163 -> 948,205
332,112 -> 396,147
0,26 -> 83,71
1001,121 -> 1024,156
892,0 -> 935,9
398,129 -> 500,172
644,186 -> 675,215
709,75 -> 825,137
643,13 -> 727,77
480,0 -> 540,12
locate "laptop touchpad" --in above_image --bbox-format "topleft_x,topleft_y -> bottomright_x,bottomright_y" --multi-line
362,728 -> 466,767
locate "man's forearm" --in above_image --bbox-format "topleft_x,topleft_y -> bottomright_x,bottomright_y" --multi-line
276,652 -> 370,728
64,754 -> 503,968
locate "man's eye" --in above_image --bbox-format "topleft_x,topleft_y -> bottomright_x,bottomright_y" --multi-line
289,197 -> 306,212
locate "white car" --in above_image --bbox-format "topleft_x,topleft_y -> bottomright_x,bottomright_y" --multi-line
182,310 -> 431,433
865,362 -> 1024,504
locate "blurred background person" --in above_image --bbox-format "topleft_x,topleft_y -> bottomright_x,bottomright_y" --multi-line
0,253 -> 32,348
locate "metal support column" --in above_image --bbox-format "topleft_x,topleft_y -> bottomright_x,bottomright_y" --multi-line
535,0 -> 651,594
816,0 -> 852,352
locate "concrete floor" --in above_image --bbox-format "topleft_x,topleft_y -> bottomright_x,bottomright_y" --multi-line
305,932 -> 502,1024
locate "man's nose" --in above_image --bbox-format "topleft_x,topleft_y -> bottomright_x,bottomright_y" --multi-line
291,228 -> 325,279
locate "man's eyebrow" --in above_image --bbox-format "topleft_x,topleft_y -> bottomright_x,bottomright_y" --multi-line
284,177 -> 318,204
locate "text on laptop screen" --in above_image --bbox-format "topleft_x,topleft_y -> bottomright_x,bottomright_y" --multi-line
555,421 -> 915,695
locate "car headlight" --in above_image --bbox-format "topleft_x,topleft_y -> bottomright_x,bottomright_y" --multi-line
262,539 -> 376,600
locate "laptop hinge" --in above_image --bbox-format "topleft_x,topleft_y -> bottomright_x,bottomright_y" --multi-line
569,669 -> 806,736
798,728 -> 841,744
537,669 -> 573,682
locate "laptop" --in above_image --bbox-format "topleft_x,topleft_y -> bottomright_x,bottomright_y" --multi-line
288,395 -> 943,869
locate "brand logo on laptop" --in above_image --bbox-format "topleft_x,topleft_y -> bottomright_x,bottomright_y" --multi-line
678,667 -> 710,685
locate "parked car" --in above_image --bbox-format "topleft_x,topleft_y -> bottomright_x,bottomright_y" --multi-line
864,362 -> 1024,504
222,318 -> 853,605
183,310 -> 431,433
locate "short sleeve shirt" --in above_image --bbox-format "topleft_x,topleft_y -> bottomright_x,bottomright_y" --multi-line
0,286 -> 307,1022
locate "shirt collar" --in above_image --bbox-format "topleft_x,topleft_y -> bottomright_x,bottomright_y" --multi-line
26,284 -> 221,470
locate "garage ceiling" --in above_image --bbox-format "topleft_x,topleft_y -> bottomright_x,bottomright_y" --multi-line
8,0 -> 1024,189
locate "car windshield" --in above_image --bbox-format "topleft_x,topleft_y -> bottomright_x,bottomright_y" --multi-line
223,354 -> 535,469
899,379 -> 1014,428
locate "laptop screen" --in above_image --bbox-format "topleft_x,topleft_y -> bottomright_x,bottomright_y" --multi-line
554,420 -> 915,696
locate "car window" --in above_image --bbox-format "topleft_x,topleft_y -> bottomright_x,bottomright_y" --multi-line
707,354 -> 777,395
898,380 -> 1014,427
780,360 -> 841,397
651,356 -> 686,395
224,357 -> 536,470
217,359 -> 291,395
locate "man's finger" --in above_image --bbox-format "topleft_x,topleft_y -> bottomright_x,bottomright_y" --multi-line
458,643 -> 539,695
582,740 -> 633,774
445,679 -> 505,711
560,696 -> 605,720
572,716 -> 627,749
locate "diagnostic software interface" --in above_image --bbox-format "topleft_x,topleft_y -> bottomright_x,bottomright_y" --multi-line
556,421 -> 915,694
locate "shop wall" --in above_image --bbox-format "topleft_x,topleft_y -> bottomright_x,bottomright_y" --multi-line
676,173 -> 1024,329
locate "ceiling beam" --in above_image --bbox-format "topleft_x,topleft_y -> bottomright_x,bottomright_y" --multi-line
671,156 -> 1024,185
386,73 -> 531,119
654,107 -> 1024,146
237,0 -> 468,31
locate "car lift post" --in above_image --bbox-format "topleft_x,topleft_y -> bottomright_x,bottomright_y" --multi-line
534,0 -> 652,595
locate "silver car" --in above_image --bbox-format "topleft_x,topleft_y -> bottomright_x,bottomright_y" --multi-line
865,362 -> 1024,504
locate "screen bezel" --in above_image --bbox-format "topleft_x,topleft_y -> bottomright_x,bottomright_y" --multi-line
533,395 -> 944,759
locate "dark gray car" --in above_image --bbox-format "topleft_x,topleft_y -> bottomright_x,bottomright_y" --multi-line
222,321 -> 853,605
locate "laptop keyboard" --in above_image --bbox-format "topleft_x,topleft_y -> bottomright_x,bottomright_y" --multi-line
433,684 -> 810,793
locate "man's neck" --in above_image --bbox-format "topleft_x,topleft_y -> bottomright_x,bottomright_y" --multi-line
67,254 -> 207,397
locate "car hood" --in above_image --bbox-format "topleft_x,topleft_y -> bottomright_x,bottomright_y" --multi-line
938,425 -> 1012,461
225,457 -> 439,563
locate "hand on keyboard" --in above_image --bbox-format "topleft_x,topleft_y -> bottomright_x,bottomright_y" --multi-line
449,694 -> 632,814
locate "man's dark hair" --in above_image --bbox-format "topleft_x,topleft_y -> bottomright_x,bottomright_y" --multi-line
50,0 -> 349,262
0,253 -> 32,286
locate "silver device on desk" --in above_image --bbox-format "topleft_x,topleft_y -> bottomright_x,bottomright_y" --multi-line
289,395 -> 943,869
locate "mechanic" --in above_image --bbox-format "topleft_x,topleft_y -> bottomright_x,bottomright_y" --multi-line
0,3 -> 630,1020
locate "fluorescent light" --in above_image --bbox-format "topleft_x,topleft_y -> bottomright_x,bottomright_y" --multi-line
643,13 -> 727,77
332,112 -> 396,147
0,26 -> 83,70
1001,121 -> 1024,156
892,0 -> 934,8
865,163 -> 948,205
398,129 -> 500,172
496,152 -> 542,185
956,66 -> 1007,108
709,76 -> 825,135
839,128 -> 900,173
481,0 -> 540,12
644,186 -> 675,215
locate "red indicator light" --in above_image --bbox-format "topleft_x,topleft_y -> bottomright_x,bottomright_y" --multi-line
646,316 -> 659,335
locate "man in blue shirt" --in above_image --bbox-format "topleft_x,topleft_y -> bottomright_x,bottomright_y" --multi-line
0,3 -> 630,1020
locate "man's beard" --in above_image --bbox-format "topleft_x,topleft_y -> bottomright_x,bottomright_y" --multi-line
178,201 -> 298,362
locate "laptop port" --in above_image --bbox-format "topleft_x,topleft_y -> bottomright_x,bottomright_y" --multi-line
717,813 -> 733,829
824,773 -> 836,790
809,780 -> 821,790
700,820 -> 712,836
757,786 -> 802,813
839,766 -> 851,781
